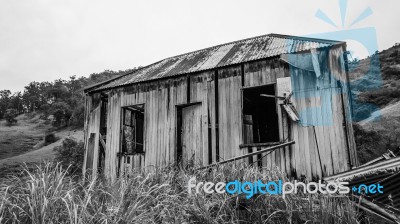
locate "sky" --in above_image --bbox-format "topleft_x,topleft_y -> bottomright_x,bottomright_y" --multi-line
0,0 -> 399,92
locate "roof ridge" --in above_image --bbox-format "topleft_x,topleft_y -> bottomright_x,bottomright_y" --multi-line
163,33 -> 272,60
269,33 -> 344,45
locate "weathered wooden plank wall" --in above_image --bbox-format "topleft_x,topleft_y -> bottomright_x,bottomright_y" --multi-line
84,45 -> 356,181
288,46 -> 352,179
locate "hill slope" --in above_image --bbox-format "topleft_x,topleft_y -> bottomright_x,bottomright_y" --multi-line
0,114 -> 83,178
350,43 -> 400,164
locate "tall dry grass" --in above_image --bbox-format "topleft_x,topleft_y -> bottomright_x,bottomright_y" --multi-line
0,163 -> 365,223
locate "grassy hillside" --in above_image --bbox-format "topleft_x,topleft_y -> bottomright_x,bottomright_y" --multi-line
0,114 -> 52,160
349,43 -> 400,164
349,44 -> 400,114
0,113 -> 84,178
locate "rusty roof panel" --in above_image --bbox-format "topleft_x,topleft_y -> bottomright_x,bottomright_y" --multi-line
87,33 -> 341,92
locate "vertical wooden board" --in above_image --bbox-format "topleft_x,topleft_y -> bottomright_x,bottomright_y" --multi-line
282,110 -> 290,174
332,90 -> 343,172
207,73 -> 217,164
86,133 -> 96,173
144,90 -> 153,168
177,77 -> 187,105
275,103 -> 283,171
316,88 -> 327,177
232,74 -> 242,162
291,122 -> 299,177
92,107 -> 101,177
300,74 -> 312,179
82,96 -> 91,175
292,68 -> 307,178
224,75 -> 232,161
190,73 -> 210,166
309,94 -> 321,179
218,67 -> 242,163
225,76 -> 232,161
165,84 -> 172,166
314,89 -> 330,177
181,104 -> 202,165
152,89 -> 159,167
153,89 -> 160,167
330,88 -> 341,173
104,94 -> 112,179
105,90 -> 122,182
251,147 -> 257,165
321,88 -> 335,176
325,88 -> 339,174
104,92 -> 113,180
332,89 -> 350,172
304,72 -> 318,179
162,87 -> 169,167
158,88 -> 165,167
169,82 -> 177,163
218,77 -> 226,161
244,60 -> 277,87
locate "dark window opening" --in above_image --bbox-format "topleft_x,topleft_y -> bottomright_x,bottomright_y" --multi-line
121,105 -> 144,154
243,85 -> 280,144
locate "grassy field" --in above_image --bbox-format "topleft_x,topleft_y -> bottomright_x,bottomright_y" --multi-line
0,113 -> 84,179
0,114 -> 52,160
0,163 -> 371,224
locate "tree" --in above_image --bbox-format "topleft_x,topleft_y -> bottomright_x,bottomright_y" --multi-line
50,102 -> 72,126
0,90 -> 11,119
9,92 -> 23,114
4,109 -> 18,125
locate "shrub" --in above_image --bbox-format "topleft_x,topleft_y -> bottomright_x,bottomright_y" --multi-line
70,104 -> 85,127
44,132 -> 58,145
4,109 -> 17,126
39,104 -> 51,119
53,138 -> 84,175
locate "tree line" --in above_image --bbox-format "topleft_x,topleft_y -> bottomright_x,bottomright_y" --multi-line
0,69 -> 136,126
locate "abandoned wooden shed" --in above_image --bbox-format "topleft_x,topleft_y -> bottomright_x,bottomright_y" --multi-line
83,33 -> 358,181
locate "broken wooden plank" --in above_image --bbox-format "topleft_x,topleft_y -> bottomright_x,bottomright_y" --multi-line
239,142 -> 281,149
99,134 -> 106,149
282,104 -> 300,122
199,141 -> 295,169
353,195 -> 400,224
360,150 -> 397,168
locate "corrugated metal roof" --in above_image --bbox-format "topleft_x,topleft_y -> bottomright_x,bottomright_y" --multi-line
86,33 -> 343,93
